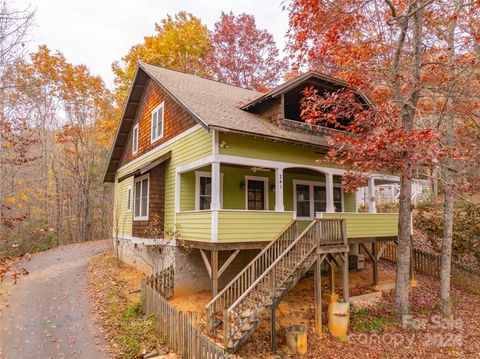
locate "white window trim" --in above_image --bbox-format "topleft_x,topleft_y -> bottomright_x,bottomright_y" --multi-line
133,173 -> 149,221
132,123 -> 139,155
195,171 -> 224,210
293,180 -> 344,219
245,176 -> 269,211
151,102 -> 165,144
126,185 -> 132,212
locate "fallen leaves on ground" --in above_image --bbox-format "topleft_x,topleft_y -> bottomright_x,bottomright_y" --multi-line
87,253 -> 170,359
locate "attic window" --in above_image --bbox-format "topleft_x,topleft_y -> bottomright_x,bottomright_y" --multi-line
151,102 -> 164,143
132,124 -> 139,155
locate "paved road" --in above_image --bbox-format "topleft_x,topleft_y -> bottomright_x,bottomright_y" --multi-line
0,241 -> 111,359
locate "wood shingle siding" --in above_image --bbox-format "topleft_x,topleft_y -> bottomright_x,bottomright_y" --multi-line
115,128 -> 212,238
132,162 -> 166,237
120,79 -> 198,167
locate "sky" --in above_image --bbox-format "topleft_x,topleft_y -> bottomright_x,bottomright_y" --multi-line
14,0 -> 290,89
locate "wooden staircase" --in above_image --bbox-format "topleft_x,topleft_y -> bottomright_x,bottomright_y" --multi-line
206,218 -> 347,353
205,220 -> 299,335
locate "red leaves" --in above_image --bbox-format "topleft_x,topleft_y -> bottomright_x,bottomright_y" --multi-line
300,86 -> 442,189
208,12 -> 288,91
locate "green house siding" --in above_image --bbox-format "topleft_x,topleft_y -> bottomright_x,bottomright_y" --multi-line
113,175 -> 133,237
176,211 -> 212,242
179,165 -> 357,213
217,211 -> 294,242
219,132 -> 340,168
320,213 -> 399,238
344,192 -> 356,212
116,127 -> 212,236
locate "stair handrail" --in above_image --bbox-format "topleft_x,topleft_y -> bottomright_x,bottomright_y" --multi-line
205,219 -> 298,333
223,219 -> 319,348
223,218 -> 346,351
227,219 -> 317,313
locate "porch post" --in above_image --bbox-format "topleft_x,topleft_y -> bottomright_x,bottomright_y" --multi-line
368,177 -> 377,214
275,168 -> 284,212
211,162 -> 221,210
326,173 -> 335,212
211,162 -> 220,242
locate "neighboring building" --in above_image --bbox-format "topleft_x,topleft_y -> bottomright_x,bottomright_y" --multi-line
104,62 -> 400,351
356,179 -> 431,207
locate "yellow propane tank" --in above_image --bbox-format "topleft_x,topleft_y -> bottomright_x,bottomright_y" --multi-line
328,301 -> 350,337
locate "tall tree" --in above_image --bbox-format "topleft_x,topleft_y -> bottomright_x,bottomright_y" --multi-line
287,0 -> 437,319
208,12 -> 287,91
289,0 -> 480,320
112,11 -> 211,106
0,1 -> 35,230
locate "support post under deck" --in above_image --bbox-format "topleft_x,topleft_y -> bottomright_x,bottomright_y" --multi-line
211,249 -> 218,298
342,252 -> 350,302
314,254 -> 323,334
372,243 -> 378,286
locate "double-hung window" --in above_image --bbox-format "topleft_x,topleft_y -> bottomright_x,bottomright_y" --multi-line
134,174 -> 149,220
132,124 -> 139,155
195,172 -> 223,210
151,102 -> 164,143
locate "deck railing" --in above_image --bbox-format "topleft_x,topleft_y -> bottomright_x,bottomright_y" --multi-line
318,218 -> 347,246
205,220 -> 298,334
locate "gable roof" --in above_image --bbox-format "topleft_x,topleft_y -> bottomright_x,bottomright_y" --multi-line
240,71 -> 373,110
104,62 -> 358,182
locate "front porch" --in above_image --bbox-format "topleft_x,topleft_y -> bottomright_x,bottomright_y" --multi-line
174,158 -> 399,244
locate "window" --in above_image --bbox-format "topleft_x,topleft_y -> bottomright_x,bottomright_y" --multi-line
313,185 -> 326,213
333,187 -> 342,212
195,172 -> 223,210
294,181 -> 343,218
132,124 -> 139,155
134,174 -> 149,220
246,176 -> 268,210
126,186 -> 132,212
296,184 -> 310,217
151,102 -> 164,143
199,176 -> 211,210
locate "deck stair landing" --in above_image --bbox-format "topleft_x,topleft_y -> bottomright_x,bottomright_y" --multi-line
205,218 -> 348,353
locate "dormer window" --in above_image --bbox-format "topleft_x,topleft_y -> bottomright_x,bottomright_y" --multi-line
151,102 -> 164,143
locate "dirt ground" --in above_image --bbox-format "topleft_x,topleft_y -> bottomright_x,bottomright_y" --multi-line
168,262 -> 480,358
168,262 -> 396,328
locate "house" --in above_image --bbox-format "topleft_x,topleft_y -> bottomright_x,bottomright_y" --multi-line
103,62 -> 400,352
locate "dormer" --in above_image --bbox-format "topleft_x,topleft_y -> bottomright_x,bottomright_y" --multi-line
240,72 -> 371,135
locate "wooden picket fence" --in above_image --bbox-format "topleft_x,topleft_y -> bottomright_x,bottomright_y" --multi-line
144,265 -> 174,299
381,242 -> 480,295
141,278 -> 230,359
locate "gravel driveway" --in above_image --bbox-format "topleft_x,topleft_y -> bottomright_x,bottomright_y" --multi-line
0,240 -> 111,359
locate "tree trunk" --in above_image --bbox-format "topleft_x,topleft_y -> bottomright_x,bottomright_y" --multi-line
395,173 -> 413,319
440,184 -> 454,317
439,0 -> 462,318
